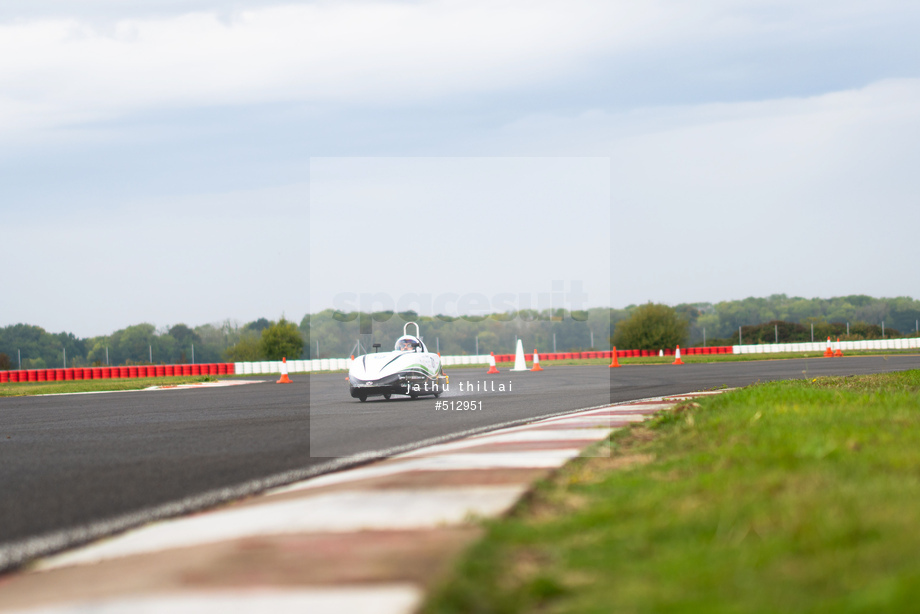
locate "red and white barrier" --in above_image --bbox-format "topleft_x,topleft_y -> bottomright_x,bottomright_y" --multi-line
732,337 -> 919,354
0,363 -> 236,383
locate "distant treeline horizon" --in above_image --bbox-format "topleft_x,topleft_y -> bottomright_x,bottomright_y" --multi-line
2,294 -> 919,369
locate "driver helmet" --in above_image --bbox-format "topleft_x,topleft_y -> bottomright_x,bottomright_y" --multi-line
395,336 -> 421,352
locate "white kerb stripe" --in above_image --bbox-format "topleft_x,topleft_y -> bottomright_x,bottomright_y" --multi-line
39,486 -> 526,569
397,428 -> 611,456
2,587 -> 422,614
268,449 -> 583,496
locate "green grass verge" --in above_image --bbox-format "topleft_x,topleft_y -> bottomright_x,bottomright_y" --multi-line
423,370 -> 920,613
0,376 -> 219,397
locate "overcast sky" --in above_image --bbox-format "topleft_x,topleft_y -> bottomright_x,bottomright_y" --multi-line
2,0 -> 919,337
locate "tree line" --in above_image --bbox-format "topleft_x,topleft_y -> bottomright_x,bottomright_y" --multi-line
2,294 -> 917,369
0,321 -> 239,370
677,294 -> 920,344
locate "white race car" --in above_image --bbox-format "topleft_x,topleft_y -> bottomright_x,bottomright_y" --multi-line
348,322 -> 448,402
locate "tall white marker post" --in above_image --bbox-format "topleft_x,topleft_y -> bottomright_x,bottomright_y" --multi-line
511,339 -> 529,371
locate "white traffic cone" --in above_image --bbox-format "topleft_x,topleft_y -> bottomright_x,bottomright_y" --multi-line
511,339 -> 528,371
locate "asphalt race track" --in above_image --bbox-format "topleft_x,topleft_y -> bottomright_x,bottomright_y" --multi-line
2,355 -> 919,567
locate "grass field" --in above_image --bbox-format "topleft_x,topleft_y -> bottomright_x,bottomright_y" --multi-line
0,376 -> 218,397
423,370 -> 920,613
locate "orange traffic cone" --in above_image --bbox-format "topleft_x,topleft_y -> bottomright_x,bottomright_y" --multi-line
277,357 -> 293,384
824,337 -> 833,357
531,349 -> 543,371
486,352 -> 500,374
672,346 -> 684,365
609,347 -> 621,368
834,337 -> 843,357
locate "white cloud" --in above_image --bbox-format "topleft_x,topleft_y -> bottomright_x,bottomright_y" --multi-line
486,78 -> 920,304
3,0 -> 917,143
3,1 -> 920,329
309,157 -> 611,313
614,79 -> 920,208
0,1 -> 637,139
0,183 -> 310,337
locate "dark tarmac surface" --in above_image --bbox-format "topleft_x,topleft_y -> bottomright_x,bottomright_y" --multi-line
2,355 -> 919,556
